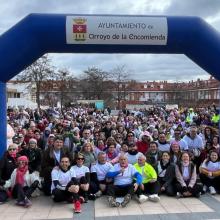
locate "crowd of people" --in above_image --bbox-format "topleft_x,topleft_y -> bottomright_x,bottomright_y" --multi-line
0,105 -> 219,213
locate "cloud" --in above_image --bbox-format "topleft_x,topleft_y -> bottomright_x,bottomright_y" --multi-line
165,0 -> 220,17
50,53 -> 209,81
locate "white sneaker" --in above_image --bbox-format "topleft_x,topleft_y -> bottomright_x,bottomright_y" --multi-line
209,186 -> 217,195
95,190 -> 102,197
203,185 -> 208,193
149,194 -> 160,202
138,194 -> 148,203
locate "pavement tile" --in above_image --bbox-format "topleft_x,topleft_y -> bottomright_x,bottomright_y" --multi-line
47,210 -> 73,219
139,201 -> 162,207
162,204 -> 190,214
0,202 -> 10,213
0,212 -> 25,220
95,197 -> 109,209
95,208 -> 119,217
178,197 -> 204,205
47,203 -> 73,219
22,211 -> 50,220
212,195 -> 220,202
186,204 -> 214,213
141,206 -> 167,215
118,205 -> 143,216
3,204 -> 28,213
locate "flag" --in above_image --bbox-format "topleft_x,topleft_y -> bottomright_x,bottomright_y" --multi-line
73,25 -> 86,33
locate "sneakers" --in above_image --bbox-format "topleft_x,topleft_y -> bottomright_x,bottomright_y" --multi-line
203,185 -> 208,193
95,190 -> 102,198
149,194 -> 160,202
24,198 -> 32,207
74,200 -> 81,213
176,192 -> 183,198
16,200 -> 26,206
108,196 -> 120,207
195,192 -> 201,198
16,197 -> 32,208
88,194 -> 96,200
209,186 -> 217,195
121,194 -> 131,207
138,194 -> 148,204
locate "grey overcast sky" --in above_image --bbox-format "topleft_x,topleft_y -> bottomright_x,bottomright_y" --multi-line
1,0 -> 220,82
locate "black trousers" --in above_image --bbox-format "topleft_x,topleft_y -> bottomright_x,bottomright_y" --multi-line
158,178 -> 176,196
42,180 -> 52,196
107,184 -> 134,198
52,188 -> 79,202
136,181 -> 160,196
77,176 -> 89,199
12,181 -> 39,202
0,189 -> 8,202
176,181 -> 202,197
90,179 -> 109,194
200,173 -> 220,191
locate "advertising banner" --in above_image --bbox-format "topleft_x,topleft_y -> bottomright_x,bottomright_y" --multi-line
66,16 -> 167,45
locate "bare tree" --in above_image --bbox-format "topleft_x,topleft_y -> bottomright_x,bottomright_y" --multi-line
80,67 -> 113,100
111,65 -> 131,109
55,68 -> 78,110
16,55 -> 54,109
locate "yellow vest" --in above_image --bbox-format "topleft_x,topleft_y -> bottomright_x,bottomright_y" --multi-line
134,162 -> 157,184
212,114 -> 220,123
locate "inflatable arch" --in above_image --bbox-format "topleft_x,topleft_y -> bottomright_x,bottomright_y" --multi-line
0,14 -> 220,157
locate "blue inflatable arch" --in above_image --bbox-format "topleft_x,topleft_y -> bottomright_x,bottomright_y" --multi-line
0,14 -> 220,157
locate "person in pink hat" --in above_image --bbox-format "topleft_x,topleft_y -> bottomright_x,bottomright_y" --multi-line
3,156 -> 40,207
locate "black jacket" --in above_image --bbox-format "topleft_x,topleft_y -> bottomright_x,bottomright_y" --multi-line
40,147 -> 72,182
19,148 -> 42,173
0,152 -> 17,184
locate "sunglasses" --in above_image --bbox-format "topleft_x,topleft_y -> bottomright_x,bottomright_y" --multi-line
8,148 -> 17,151
77,158 -> 84,160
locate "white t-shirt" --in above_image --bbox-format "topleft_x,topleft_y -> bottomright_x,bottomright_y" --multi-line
125,152 -> 144,165
91,162 -> 113,181
201,160 -> 220,172
110,163 -> 137,185
71,165 -> 89,179
157,141 -> 170,152
183,135 -> 203,151
51,168 -> 76,191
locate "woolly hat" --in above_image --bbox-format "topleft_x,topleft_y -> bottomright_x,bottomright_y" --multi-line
29,138 -> 37,144
17,155 -> 29,163
139,131 -> 153,141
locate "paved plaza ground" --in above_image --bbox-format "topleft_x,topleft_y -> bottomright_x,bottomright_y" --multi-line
2,194 -> 220,220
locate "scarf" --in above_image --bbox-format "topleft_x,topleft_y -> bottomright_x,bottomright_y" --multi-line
98,144 -> 105,151
16,156 -> 28,186
8,151 -> 17,159
182,161 -> 190,167
107,151 -> 117,160
160,160 -> 170,170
